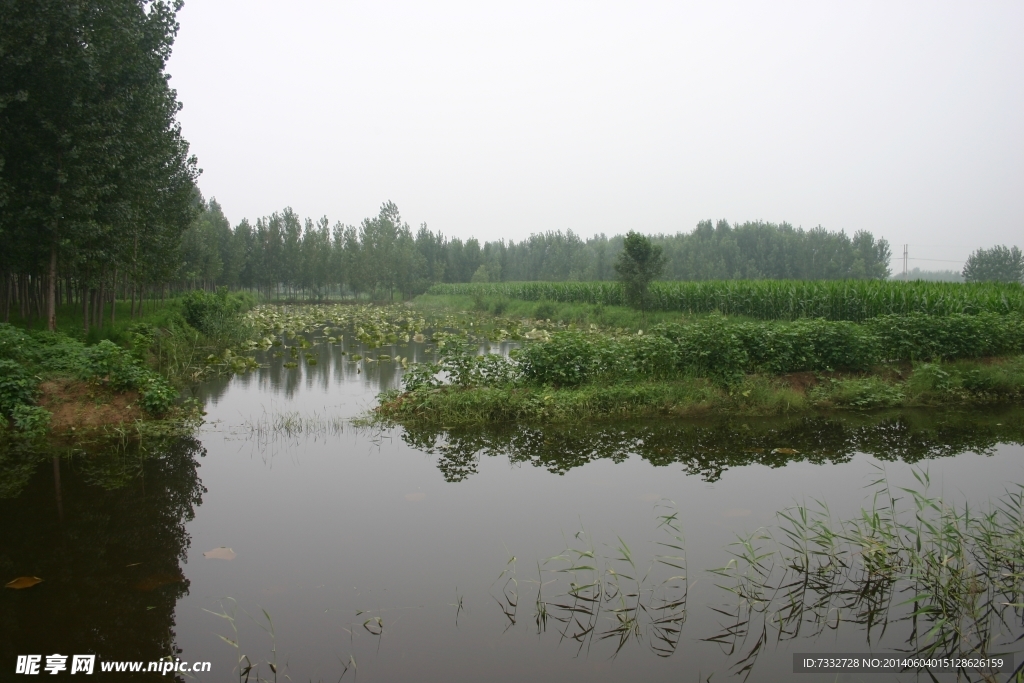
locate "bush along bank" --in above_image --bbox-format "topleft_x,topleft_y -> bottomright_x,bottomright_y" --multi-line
0,289 -> 263,445
375,313 -> 1024,425
0,324 -> 184,443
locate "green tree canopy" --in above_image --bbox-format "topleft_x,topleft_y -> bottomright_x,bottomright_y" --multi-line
963,245 -> 1024,284
615,231 -> 665,314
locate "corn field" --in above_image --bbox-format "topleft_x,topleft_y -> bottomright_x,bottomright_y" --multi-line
427,280 -> 1024,322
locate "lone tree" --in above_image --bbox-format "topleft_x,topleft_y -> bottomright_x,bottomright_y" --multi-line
615,231 -> 665,317
962,245 -> 1024,284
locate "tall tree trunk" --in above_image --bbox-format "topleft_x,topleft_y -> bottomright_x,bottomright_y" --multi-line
47,242 -> 57,331
110,269 -> 117,326
82,287 -> 89,336
98,281 -> 105,330
2,272 -> 10,323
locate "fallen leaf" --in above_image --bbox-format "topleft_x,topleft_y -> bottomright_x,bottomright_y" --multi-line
5,576 -> 43,590
203,547 -> 237,560
771,447 -> 799,455
404,493 -> 426,502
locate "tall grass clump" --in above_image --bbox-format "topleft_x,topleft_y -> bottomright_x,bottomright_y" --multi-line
428,280 -> 1024,321
710,468 -> 1024,679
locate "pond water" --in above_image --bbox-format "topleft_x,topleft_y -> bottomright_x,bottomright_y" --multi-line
4,334 -> 1024,681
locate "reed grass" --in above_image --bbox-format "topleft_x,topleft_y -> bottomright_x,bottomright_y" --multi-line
496,502 -> 688,658
708,466 -> 1024,681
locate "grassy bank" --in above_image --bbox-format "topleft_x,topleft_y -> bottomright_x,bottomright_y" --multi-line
1,289 -> 258,443
375,307 -> 1024,426
377,355 -> 1024,426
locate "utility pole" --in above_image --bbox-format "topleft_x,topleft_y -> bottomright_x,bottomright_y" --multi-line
903,244 -> 908,279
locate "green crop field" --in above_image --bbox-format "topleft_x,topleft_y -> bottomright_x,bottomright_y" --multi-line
426,280 -> 1024,321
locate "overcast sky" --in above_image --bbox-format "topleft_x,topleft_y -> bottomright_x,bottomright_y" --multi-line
167,1 -> 1023,269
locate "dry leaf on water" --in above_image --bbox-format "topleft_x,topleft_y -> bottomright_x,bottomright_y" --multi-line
203,547 -> 237,560
5,576 -> 43,590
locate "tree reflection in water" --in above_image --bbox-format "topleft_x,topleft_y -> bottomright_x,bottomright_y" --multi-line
0,435 -> 205,680
398,407 -> 1024,483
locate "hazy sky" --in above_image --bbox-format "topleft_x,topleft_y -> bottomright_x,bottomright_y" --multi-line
167,1 -> 1023,269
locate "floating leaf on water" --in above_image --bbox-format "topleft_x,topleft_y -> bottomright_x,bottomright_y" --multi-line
5,576 -> 43,590
203,547 -> 237,561
283,362 -> 298,369
307,358 -> 318,366
405,492 -> 426,502
377,354 -> 391,362
413,334 -> 426,343
771,447 -> 799,455
350,354 -> 362,361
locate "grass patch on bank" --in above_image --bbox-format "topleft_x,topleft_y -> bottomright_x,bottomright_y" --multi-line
376,356 -> 1024,427
1,290 -> 258,443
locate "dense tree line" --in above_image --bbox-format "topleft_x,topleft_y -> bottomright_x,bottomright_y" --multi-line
0,0 -> 199,330
963,246 -> 1024,284
178,202 -> 896,300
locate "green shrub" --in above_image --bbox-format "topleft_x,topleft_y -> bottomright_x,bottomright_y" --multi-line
812,378 -> 905,409
11,404 -> 51,439
139,377 -> 178,415
0,359 -> 36,414
181,287 -> 255,338
534,301 -> 557,320
515,332 -> 603,387
656,317 -> 749,383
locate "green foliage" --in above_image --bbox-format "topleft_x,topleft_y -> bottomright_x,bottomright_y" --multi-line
615,231 -> 666,312
1,0 -> 200,330
0,323 -> 178,429
0,359 -> 37,415
10,405 -> 51,440
866,312 -> 1024,361
963,245 -> 1024,283
428,280 -> 1024,321
394,312 -> 1024,411
180,288 -> 255,337
810,378 -> 905,409
734,318 -> 873,373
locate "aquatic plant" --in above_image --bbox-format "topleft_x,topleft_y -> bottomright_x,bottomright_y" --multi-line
498,502 -> 688,658
707,467 -> 1024,680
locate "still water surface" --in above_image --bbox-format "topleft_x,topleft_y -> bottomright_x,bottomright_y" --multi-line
4,337 -> 1024,681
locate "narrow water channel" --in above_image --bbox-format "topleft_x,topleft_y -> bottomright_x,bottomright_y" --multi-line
4,335 -> 1024,681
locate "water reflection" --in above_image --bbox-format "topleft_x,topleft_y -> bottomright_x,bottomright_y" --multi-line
396,407 -> 1024,483
0,437 -> 205,680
